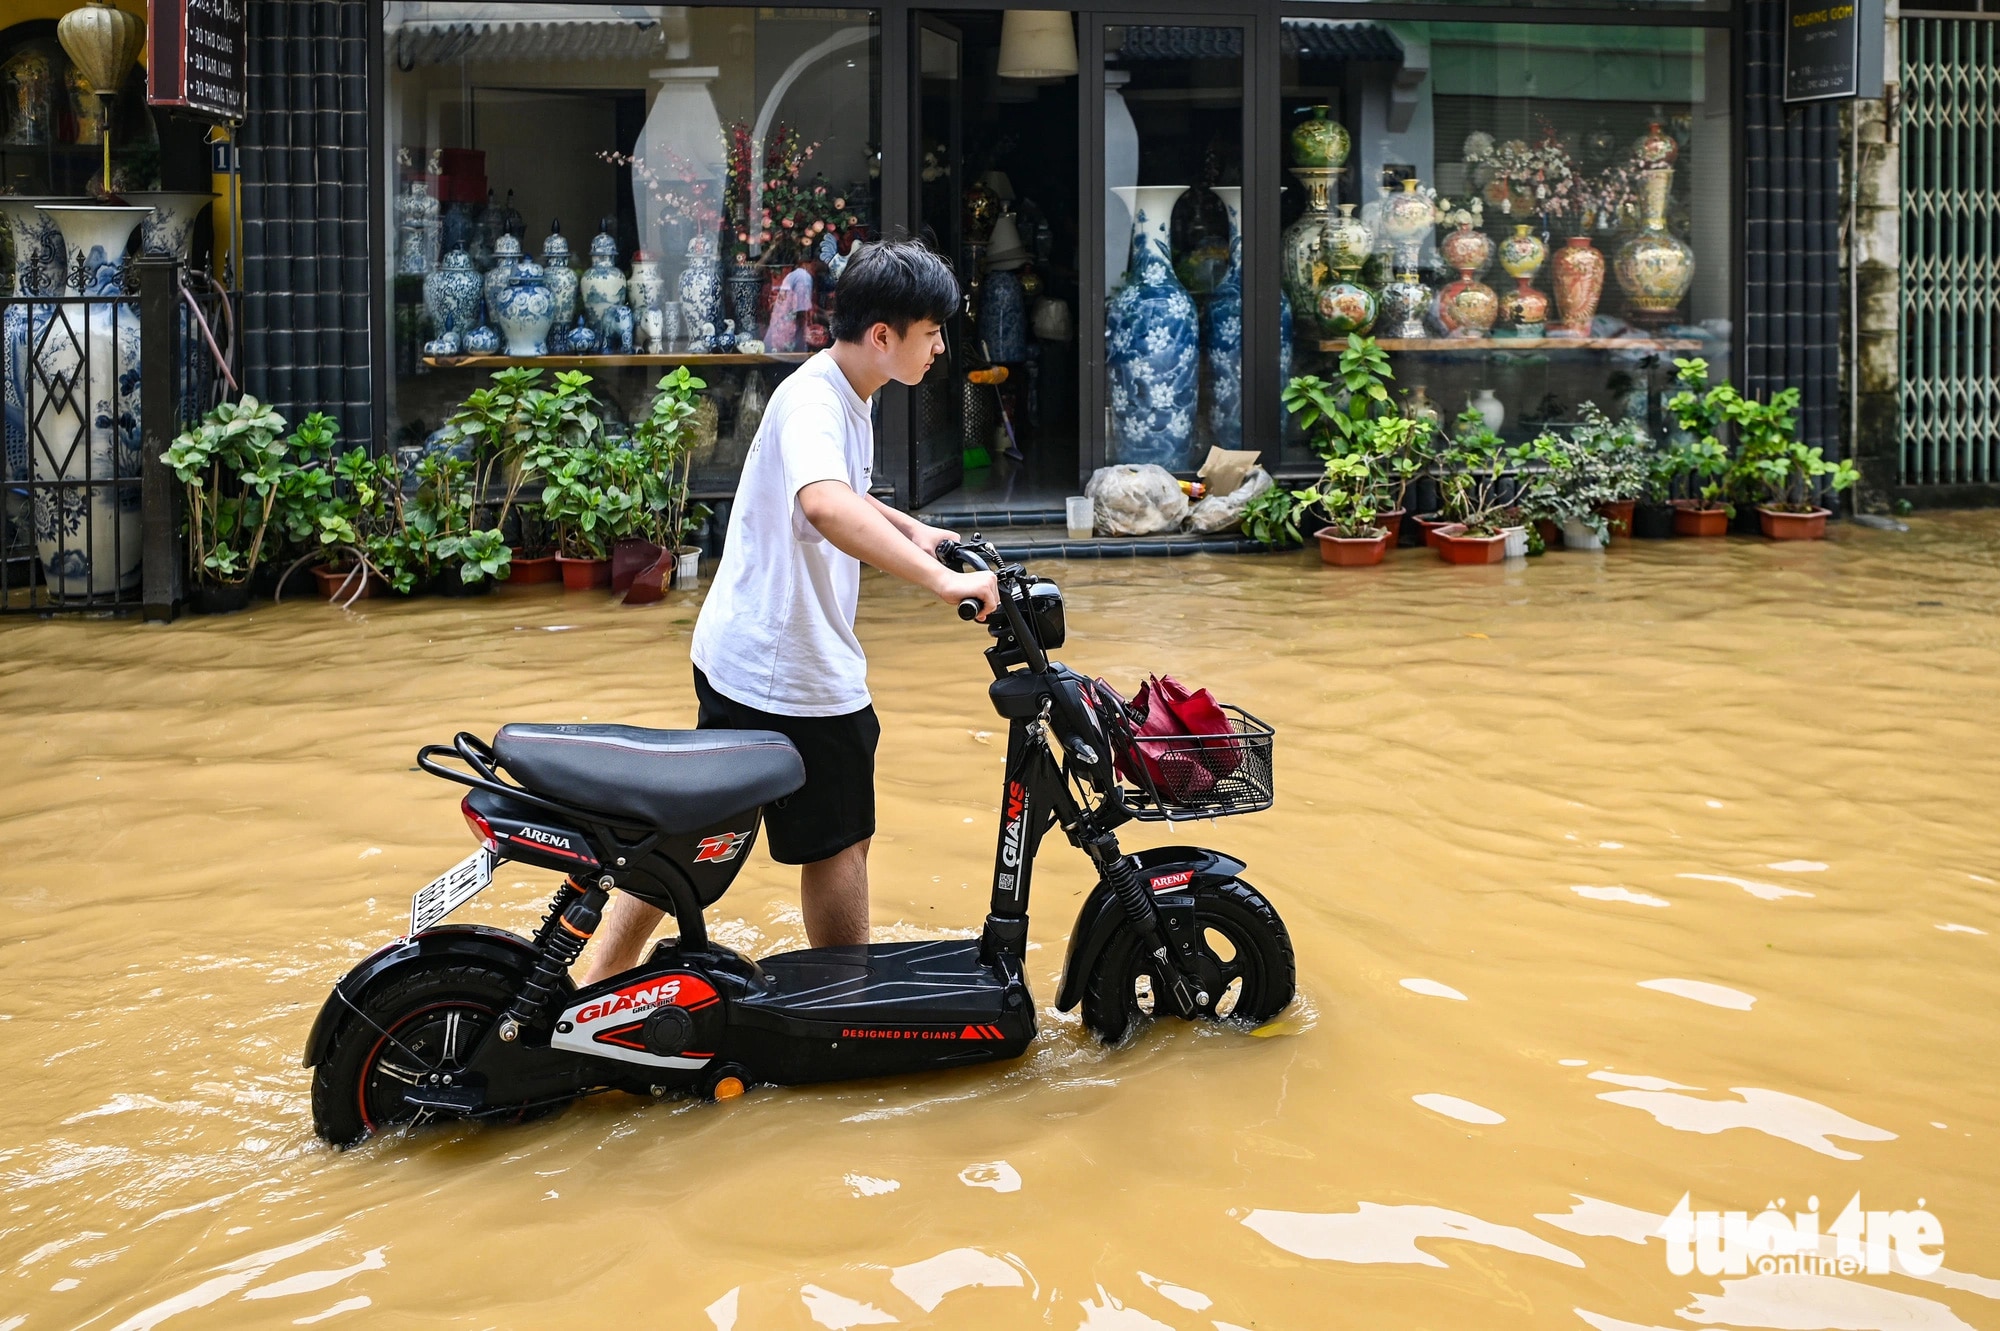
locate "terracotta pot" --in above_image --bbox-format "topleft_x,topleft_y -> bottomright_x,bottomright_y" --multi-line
1435,524 -> 1508,565
556,554 -> 613,590
1757,506 -> 1831,540
612,538 -> 665,592
1374,508 -> 1405,546
1632,501 -> 1676,539
1315,528 -> 1391,567
1598,498 -> 1636,539
1414,514 -> 1455,549
1533,519 -> 1562,549
312,564 -> 379,599
505,554 -> 560,584
1672,502 -> 1728,537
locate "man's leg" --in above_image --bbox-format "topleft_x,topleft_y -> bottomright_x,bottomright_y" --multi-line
800,837 -> 870,947
578,893 -> 664,985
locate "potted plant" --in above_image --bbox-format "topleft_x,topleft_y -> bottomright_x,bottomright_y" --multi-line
610,366 -> 711,589
444,367 -> 598,584
1283,335 -> 1436,542
1509,411 -> 1627,552
1723,387 -> 1857,539
1571,407 -> 1651,540
1664,357 -> 1735,537
406,452 -> 511,594
1296,454 -> 1392,566
309,449 -> 409,602
164,396 -> 341,613
1432,419 -> 1512,564
1241,485 -> 1307,550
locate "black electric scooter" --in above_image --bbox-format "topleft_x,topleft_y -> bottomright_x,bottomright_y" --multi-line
305,539 -> 1294,1146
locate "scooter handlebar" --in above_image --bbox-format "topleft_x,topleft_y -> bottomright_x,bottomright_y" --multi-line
956,597 -> 982,620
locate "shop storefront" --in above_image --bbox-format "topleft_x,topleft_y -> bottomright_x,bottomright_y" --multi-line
357,0 -> 1747,515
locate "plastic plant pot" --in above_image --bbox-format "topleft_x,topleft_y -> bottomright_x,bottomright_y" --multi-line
1559,519 -> 1605,551
1435,524 -> 1508,564
1315,528 -> 1391,566
1757,506 -> 1831,540
556,554 -> 613,589
1672,502 -> 1729,537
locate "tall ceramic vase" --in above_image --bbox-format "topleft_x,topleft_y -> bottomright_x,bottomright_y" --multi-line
1203,186 -> 1244,450
1614,166 -> 1695,323
1552,236 -> 1605,336
1281,167 -> 1335,336
121,192 -> 216,262
31,204 -> 149,597
1105,185 -> 1197,468
2,196 -> 79,543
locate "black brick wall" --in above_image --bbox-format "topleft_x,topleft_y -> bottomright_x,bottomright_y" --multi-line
239,0 -> 373,444
1742,0 -> 1843,459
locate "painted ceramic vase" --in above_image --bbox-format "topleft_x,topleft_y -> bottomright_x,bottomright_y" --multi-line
482,233 -> 523,322
422,330 -> 460,357
25,205 -> 150,597
679,232 -> 722,340
1470,388 -> 1504,434
556,314 -> 599,355
1553,236 -> 1606,335
1317,275 -> 1378,337
1289,105 -> 1350,169
0,195 -> 71,295
424,245 -> 483,338
1498,224 -> 1546,280
725,254 -> 761,339
1615,167 -> 1694,321
1379,270 -> 1431,339
1378,178 -> 1435,266
539,221 -> 578,326
395,181 -> 440,276
601,304 -> 635,354
462,323 -> 501,355
1,196 -> 73,552
579,225 -> 626,336
1281,168 -> 1335,335
1204,187 -> 1244,450
1633,121 -> 1679,170
1105,185 -> 1197,469
493,257 -> 555,356
1438,274 -> 1499,338
123,192 -> 216,262
628,251 -> 665,317
1500,278 -> 1550,334
1324,203 -> 1372,275
1403,385 -> 1443,430
1439,223 -> 1494,278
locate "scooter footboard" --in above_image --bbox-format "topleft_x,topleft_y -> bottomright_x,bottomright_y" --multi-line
1053,846 -> 1248,1013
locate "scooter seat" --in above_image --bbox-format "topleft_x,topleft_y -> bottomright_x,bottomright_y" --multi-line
493,723 -> 805,833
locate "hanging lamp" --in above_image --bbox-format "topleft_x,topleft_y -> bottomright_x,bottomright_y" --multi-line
58,0 -> 147,192
997,12 -> 1077,80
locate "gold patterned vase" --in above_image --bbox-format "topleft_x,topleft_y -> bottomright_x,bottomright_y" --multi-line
1552,235 -> 1605,336
1439,222 -> 1494,277
1377,178 -> 1434,268
1438,272 -> 1498,338
1289,104 -> 1351,169
1498,224 -> 1546,280
1614,166 -> 1694,323
1324,203 -> 1371,274
1282,167 -> 1335,334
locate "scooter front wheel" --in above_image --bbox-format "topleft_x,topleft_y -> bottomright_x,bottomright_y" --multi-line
1079,878 -> 1296,1044
311,962 -> 533,1147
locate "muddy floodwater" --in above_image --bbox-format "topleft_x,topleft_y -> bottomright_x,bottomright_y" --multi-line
3,515 -> 1999,1330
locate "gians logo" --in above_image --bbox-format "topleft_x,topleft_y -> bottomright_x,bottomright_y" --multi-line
570,973 -> 718,1025
694,830 -> 750,864
1000,781 -> 1027,868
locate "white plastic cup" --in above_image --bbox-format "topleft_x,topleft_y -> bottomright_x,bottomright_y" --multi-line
1066,495 -> 1094,541
673,547 -> 700,588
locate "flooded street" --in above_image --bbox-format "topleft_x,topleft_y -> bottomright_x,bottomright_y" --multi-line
3,514 -> 1998,1330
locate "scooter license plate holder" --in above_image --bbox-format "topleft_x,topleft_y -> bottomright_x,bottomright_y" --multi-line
410,848 -> 495,935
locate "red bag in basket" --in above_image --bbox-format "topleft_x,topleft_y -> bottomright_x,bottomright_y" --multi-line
1149,675 -> 1242,780
1111,674 -> 1237,803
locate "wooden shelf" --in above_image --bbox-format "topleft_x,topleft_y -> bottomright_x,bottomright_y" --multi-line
1317,335 -> 1705,353
421,352 -> 813,369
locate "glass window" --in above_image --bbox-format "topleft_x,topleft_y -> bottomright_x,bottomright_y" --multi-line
1275,20 -> 1732,465
383,3 -> 879,494
1101,23 -> 1244,469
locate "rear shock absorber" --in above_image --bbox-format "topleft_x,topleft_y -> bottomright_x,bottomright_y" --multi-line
1091,841 -> 1202,1018
498,877 -> 607,1042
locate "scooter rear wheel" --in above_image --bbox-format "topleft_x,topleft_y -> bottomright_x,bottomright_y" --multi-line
1079,878 -> 1295,1044
312,962 -> 531,1147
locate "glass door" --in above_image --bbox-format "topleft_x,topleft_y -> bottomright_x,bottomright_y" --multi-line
1087,18 -> 1248,474
911,15 -> 966,508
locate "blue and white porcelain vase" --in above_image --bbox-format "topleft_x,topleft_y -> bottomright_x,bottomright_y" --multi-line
1105,185 -> 1197,468
627,250 -> 664,318
1202,186 -> 1245,450
462,323 -> 501,356
556,314 -> 599,356
1,196 -> 74,542
493,257 -> 555,356
977,268 -> 1028,363
482,233 -> 523,326
28,204 -> 150,597
539,220 -> 578,327
602,304 -> 635,354
122,192 -> 216,262
679,232 -> 722,342
726,254 -> 762,340
423,244 -> 482,339
580,221 -> 625,336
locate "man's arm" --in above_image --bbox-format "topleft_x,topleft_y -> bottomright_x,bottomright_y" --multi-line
800,481 -> 998,617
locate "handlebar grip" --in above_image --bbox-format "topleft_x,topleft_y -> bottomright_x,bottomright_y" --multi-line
957,598 -> 982,620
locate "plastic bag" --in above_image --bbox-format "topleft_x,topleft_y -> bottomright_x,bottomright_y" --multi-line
1085,464 -> 1189,537
1190,466 -> 1274,534
1108,674 -> 1242,801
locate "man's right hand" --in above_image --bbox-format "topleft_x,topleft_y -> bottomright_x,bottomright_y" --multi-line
938,569 -> 1000,621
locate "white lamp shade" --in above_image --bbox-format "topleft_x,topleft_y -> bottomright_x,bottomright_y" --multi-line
998,11 -> 1077,80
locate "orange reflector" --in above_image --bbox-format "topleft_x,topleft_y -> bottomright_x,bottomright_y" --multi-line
713,1076 -> 745,1100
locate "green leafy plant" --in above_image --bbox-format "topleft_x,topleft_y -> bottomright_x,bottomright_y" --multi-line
1241,484 -> 1307,549
1436,409 -> 1512,535
442,367 -> 602,553
164,396 -> 342,586
1725,387 -> 1858,511
1293,453 -> 1383,539
620,367 -> 711,548
1507,405 -> 1641,544
1664,358 -> 1734,512
1282,335 -> 1394,462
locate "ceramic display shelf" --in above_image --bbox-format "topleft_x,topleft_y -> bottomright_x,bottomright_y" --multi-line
1316,335 -> 1703,353
421,351 -> 815,369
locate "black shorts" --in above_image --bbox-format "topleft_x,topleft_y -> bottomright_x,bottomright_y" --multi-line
692,666 -> 879,866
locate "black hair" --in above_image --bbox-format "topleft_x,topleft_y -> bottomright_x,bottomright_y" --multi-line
830,238 -> 959,343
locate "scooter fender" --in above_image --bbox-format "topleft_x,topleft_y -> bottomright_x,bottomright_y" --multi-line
1053,846 -> 1247,1012
301,924 -> 539,1068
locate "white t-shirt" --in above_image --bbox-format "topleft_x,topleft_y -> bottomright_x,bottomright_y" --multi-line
690,351 -> 875,717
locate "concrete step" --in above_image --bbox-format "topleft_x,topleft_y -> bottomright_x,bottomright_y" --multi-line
981,525 -> 1272,560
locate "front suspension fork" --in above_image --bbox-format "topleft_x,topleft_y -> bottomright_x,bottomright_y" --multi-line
1082,835 -> 1207,1019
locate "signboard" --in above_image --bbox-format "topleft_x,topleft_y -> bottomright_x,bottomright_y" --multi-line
1784,0 -> 1885,103
148,0 -> 247,122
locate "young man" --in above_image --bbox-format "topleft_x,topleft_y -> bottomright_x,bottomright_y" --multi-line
580,240 -> 999,981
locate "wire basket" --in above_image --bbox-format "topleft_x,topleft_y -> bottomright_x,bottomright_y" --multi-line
1115,704 -> 1275,821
